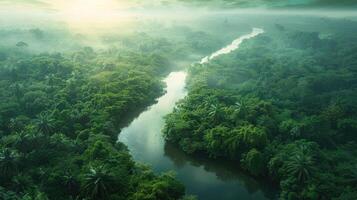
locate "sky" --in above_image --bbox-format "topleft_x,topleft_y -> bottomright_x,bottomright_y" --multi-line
178,0 -> 357,9
2,0 -> 357,10
1,0 -> 356,30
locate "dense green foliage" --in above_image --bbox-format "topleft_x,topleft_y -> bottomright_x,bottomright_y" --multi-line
2,11 -> 357,200
0,34 -> 192,199
164,23 -> 357,199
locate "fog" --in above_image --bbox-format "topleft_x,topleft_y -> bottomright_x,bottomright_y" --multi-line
1,1 -> 357,200
1,1 -> 357,54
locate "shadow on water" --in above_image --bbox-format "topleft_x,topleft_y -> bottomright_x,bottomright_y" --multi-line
117,100 -> 160,129
119,29 -> 279,200
164,143 -> 279,200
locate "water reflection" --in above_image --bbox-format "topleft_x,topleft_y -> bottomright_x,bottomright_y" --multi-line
118,29 -> 278,200
200,28 -> 264,64
164,143 -> 278,200
118,71 -> 277,200
118,71 -> 187,163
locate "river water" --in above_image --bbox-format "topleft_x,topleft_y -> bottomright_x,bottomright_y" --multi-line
118,28 -> 277,200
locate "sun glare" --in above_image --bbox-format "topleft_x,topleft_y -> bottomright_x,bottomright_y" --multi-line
54,0 -> 134,30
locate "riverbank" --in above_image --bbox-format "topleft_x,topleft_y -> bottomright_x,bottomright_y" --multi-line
118,29 -> 277,200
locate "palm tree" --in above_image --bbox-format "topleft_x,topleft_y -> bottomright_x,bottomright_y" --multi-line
203,97 -> 217,107
224,130 -> 242,158
82,166 -> 113,200
0,148 -> 18,180
63,171 -> 80,198
234,101 -> 242,113
34,112 -> 55,135
12,130 -> 44,153
285,152 -> 316,184
70,109 -> 81,121
208,104 -> 222,122
9,118 -> 20,133
11,131 -> 27,152
12,173 -> 31,193
233,100 -> 248,117
239,125 -> 256,146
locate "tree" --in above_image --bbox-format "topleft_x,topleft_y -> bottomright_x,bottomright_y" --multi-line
238,124 -> 267,149
8,115 -> 29,133
224,129 -> 242,158
285,149 -> 316,184
0,148 -> 18,181
241,148 -> 266,176
208,103 -> 223,122
204,126 -> 230,157
23,91 -> 49,116
130,173 -> 185,200
321,103 -> 344,129
63,171 -> 80,198
233,100 -> 247,117
81,166 -> 114,200
0,186 -> 19,200
34,112 -> 55,135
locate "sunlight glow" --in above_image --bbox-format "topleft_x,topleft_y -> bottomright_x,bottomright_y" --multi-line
53,0 -> 135,30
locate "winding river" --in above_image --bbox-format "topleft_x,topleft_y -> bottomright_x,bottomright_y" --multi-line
118,28 -> 277,200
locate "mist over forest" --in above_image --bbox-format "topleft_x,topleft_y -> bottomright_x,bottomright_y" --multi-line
1,1 -> 357,200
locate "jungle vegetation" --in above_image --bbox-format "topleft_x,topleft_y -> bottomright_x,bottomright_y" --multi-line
0,27 -> 216,200
164,20 -> 357,199
1,2 -> 357,199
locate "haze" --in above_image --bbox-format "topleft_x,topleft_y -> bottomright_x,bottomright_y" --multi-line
1,1 -> 357,200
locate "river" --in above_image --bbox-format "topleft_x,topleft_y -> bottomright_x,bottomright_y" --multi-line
118,28 -> 277,200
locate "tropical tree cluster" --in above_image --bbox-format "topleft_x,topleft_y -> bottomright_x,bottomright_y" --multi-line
0,34 -> 192,199
164,21 -> 357,199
